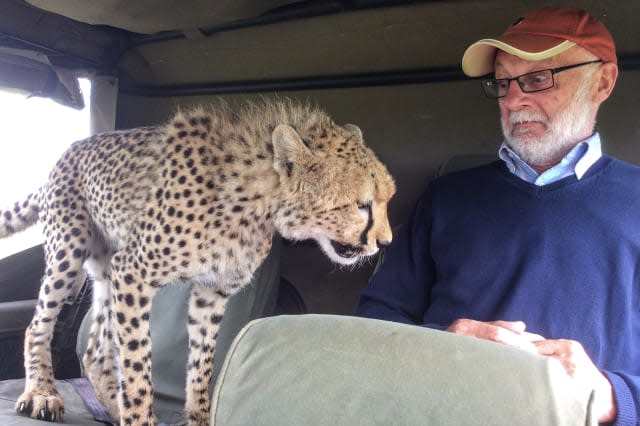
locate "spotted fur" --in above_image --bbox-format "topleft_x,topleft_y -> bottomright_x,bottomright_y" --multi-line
1,100 -> 395,425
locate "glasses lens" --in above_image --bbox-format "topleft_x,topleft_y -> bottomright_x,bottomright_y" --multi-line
518,69 -> 554,93
482,79 -> 506,99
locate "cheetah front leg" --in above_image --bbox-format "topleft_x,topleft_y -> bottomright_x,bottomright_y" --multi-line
17,220 -> 90,422
185,284 -> 231,426
111,252 -> 159,426
17,283 -> 68,422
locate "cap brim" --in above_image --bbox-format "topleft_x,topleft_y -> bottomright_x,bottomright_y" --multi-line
461,37 -> 575,77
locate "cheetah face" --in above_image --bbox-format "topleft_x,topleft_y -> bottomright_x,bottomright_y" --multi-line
318,197 -> 393,265
272,123 -> 396,266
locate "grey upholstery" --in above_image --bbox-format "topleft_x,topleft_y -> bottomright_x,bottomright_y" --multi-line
212,315 -> 596,426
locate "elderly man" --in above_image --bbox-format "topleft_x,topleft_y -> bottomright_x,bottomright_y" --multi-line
356,7 -> 637,425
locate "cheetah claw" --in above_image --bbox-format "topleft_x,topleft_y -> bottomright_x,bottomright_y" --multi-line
16,391 -> 65,423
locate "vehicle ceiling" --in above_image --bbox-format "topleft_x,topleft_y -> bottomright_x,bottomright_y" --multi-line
0,0 -> 639,107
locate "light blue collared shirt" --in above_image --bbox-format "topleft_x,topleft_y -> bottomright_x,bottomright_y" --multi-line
498,133 -> 602,186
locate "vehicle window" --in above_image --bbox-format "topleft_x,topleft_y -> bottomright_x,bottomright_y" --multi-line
0,78 -> 91,259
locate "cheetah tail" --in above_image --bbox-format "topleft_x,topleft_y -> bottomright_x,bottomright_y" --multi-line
0,192 -> 41,238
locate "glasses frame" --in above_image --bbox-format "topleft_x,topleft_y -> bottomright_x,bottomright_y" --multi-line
481,59 -> 603,99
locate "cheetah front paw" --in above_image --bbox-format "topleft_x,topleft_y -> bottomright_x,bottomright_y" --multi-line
16,390 -> 65,422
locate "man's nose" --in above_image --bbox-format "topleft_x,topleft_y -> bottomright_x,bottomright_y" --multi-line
501,80 -> 529,108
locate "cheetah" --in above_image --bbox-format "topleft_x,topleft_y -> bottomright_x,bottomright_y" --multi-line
0,99 -> 396,426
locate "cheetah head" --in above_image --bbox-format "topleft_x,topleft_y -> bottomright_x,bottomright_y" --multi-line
271,122 -> 395,266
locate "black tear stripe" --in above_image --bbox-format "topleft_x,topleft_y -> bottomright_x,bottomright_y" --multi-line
359,202 -> 373,246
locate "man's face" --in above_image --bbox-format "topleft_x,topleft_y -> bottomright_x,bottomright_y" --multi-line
495,48 -> 600,170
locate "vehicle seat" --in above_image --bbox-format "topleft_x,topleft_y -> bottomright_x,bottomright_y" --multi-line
0,235 -> 303,425
211,314 -> 596,426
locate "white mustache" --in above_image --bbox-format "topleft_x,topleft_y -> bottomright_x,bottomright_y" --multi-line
509,110 -> 550,127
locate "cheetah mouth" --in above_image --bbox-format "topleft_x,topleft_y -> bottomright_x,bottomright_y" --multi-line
330,240 -> 361,259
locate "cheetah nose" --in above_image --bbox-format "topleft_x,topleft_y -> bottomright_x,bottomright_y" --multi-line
376,239 -> 391,249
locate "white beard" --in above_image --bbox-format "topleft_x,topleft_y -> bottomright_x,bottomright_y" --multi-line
501,77 -> 595,167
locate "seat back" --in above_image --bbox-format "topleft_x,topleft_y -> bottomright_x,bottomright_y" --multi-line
211,315 -> 596,426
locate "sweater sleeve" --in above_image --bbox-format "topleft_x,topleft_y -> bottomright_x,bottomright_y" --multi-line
605,371 -> 639,426
355,188 -> 437,326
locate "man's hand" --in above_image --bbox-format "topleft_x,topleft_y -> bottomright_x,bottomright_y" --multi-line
446,320 -> 617,422
445,318 -> 544,353
535,339 -> 617,423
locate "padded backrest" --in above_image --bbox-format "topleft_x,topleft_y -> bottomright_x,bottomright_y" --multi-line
211,315 -> 596,426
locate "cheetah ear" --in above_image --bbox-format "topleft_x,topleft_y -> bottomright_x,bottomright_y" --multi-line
344,124 -> 363,141
272,124 -> 311,175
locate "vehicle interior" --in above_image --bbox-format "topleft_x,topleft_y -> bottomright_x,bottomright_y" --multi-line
0,0 -> 638,425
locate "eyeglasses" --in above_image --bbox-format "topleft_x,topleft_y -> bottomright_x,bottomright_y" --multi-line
481,59 -> 603,99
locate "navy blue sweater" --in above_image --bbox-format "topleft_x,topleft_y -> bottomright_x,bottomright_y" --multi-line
357,156 -> 639,425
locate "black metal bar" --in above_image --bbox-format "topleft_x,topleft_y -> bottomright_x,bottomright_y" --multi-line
621,54 -> 640,70
200,1 -> 345,37
120,66 -> 465,97
119,54 -> 640,97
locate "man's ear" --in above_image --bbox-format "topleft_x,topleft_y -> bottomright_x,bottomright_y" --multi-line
595,62 -> 619,104
272,124 -> 311,176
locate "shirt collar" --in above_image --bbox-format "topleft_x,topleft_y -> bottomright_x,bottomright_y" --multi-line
498,133 -> 602,185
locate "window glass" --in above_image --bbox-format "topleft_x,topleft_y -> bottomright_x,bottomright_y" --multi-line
0,79 -> 91,258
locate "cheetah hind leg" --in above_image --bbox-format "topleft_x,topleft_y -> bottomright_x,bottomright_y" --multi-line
82,275 -> 121,421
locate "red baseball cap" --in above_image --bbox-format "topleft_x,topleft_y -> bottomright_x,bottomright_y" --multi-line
462,7 -> 617,77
